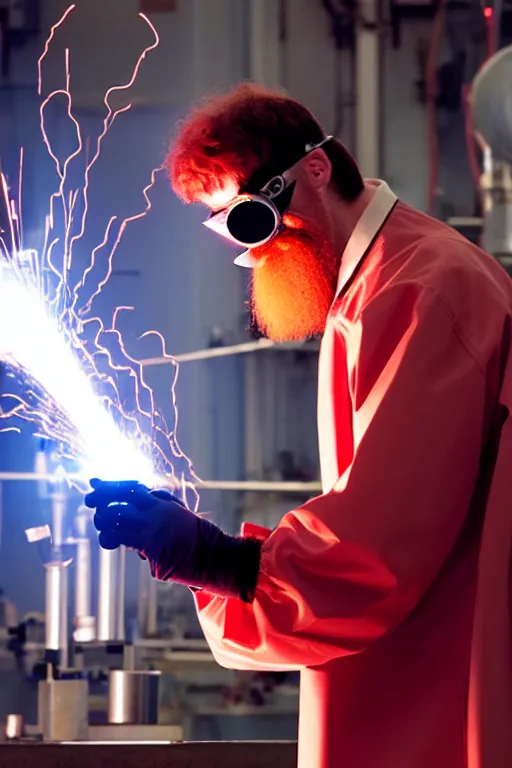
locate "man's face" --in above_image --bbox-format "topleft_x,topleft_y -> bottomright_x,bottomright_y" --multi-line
249,212 -> 338,342
200,148 -> 339,341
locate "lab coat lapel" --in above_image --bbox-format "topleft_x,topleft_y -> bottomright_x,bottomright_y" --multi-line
468,349 -> 512,768
335,181 -> 398,298
318,181 -> 398,493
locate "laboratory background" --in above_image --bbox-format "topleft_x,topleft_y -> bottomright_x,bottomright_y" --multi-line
0,0 -> 508,766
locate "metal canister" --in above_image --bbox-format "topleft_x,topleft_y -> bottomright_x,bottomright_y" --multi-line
38,679 -> 88,741
108,669 -> 161,725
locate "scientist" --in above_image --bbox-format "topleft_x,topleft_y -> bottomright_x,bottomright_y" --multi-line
85,83 -> 512,768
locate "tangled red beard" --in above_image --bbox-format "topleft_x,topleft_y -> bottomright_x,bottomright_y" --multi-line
249,217 -> 339,342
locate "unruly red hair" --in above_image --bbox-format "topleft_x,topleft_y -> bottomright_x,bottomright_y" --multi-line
168,82 -> 363,205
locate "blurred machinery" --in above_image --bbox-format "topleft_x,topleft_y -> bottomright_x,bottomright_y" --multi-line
470,44 -> 512,269
0,421 -> 303,744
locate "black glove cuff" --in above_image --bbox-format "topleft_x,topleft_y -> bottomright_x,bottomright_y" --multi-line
215,535 -> 262,603
191,526 -> 262,603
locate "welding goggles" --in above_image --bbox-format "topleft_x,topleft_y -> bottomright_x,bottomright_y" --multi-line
202,136 -> 333,266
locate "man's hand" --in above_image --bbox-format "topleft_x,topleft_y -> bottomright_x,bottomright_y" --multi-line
85,478 -> 191,551
84,478 -> 261,602
85,478 -> 210,582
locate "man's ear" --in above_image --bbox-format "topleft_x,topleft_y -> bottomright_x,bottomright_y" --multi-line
304,148 -> 332,189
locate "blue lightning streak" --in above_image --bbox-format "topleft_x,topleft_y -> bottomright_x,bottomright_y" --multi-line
0,7 -> 198,509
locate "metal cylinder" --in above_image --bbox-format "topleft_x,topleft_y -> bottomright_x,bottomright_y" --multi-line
73,536 -> 95,642
51,491 -> 67,549
59,563 -> 68,669
97,546 -> 126,642
147,570 -> 158,636
38,679 -> 88,741
5,714 -> 24,740
45,563 -> 68,667
116,545 -> 126,642
355,0 -> 381,178
137,558 -> 158,637
75,537 -> 91,618
136,557 -> 149,635
108,670 -> 161,725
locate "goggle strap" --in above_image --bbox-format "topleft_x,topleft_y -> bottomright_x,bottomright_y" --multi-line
305,135 -> 333,153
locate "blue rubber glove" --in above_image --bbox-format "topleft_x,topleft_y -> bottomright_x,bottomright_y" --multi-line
84,479 -> 261,602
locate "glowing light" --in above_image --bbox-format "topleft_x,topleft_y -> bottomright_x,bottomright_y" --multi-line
484,5 -> 493,17
0,251 -> 154,483
0,8 -> 198,507
203,179 -> 240,211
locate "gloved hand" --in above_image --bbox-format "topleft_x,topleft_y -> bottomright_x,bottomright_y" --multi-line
84,479 -> 261,602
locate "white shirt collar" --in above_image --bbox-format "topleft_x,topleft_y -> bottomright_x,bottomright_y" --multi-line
335,180 -> 398,297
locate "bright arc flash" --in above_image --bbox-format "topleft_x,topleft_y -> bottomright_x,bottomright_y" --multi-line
0,8 -> 198,505
0,252 -> 155,485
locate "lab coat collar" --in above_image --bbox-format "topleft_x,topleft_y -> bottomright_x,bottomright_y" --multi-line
335,180 -> 398,298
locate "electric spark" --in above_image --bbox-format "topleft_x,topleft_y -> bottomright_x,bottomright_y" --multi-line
0,6 -> 198,508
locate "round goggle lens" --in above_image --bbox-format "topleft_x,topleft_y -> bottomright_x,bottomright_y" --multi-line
226,200 -> 277,245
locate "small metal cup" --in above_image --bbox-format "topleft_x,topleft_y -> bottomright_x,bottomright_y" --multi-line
108,669 -> 161,725
5,713 -> 24,740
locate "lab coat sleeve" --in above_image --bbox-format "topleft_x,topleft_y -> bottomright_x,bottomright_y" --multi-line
194,283 -> 488,670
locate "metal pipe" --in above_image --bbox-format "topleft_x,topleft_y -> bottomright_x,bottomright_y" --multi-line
59,565 -> 68,669
116,544 -> 126,642
137,559 -> 158,638
45,563 -> 68,666
45,566 -> 61,653
136,557 -> 149,637
244,353 -> 263,484
0,480 -> 3,551
0,472 -> 322,492
75,538 -> 90,618
97,545 -> 125,642
97,547 -> 116,641
198,480 -> 322,492
355,0 -> 381,177
73,535 -> 95,643
249,0 -> 280,87
147,573 -> 158,637
51,490 -> 67,549
142,339 -> 275,366
140,339 -> 319,367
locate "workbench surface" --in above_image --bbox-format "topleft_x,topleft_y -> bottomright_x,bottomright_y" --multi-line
0,740 -> 297,768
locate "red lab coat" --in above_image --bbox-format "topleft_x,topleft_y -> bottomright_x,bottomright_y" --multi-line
194,181 -> 512,768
